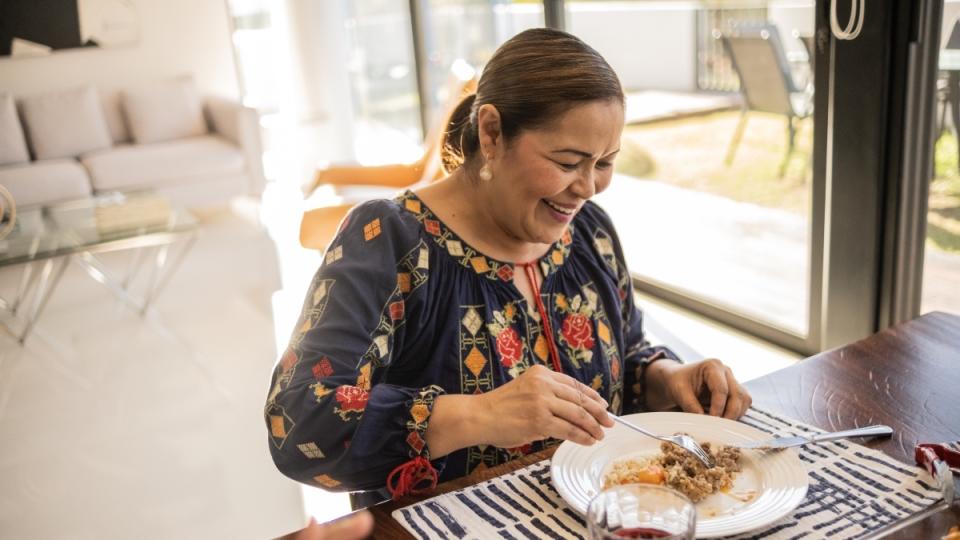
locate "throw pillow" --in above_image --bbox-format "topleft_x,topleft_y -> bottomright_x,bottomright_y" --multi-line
122,75 -> 208,144
19,86 -> 113,160
0,93 -> 30,165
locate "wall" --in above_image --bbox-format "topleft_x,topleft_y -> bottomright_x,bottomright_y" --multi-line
0,0 -> 239,141
768,1 -> 816,59
568,1 -> 815,93
569,2 -> 699,92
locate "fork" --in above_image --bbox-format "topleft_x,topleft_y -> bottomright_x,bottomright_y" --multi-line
608,413 -> 716,468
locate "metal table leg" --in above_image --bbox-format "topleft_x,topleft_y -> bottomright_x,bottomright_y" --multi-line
0,256 -> 71,344
73,231 -> 198,316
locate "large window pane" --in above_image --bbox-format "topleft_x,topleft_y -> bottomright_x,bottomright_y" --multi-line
420,0 -> 544,126
227,0 -> 282,111
344,0 -> 423,160
569,0 -> 815,335
923,2 -> 960,316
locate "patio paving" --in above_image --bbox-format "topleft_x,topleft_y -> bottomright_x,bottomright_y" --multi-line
625,90 -> 741,125
921,247 -> 960,315
596,175 -> 809,334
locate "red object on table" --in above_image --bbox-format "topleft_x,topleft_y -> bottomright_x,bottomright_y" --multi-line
915,443 -> 959,506
915,443 -> 960,475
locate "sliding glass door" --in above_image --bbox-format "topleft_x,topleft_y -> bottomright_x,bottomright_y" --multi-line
565,1 -> 819,348
414,0 -> 544,128
923,0 -> 960,316
226,0 -> 941,354
343,0 -> 423,161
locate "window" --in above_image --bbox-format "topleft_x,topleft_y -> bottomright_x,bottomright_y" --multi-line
922,2 -> 960,316
567,1 -> 817,337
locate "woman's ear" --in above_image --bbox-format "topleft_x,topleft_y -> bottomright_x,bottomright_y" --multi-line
476,104 -> 502,158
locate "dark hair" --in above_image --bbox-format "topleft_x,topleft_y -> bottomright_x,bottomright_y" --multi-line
440,28 -> 624,174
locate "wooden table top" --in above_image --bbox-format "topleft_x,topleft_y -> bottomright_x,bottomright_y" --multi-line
745,311 -> 960,539
371,311 -> 960,538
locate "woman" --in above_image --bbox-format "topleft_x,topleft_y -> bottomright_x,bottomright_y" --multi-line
265,28 -> 751,500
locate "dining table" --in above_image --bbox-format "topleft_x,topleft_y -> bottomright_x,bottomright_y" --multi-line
370,311 -> 960,539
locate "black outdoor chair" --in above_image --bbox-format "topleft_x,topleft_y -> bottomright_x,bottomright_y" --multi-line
794,30 -> 815,66
720,25 -> 813,177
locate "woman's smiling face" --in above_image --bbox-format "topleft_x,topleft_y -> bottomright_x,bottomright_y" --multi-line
478,99 -> 625,248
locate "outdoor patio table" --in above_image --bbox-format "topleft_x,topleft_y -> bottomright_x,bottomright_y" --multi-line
369,311 -> 960,539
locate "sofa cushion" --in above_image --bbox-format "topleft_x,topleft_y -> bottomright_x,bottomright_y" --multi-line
100,91 -> 130,144
0,159 -> 93,208
122,76 -> 208,144
19,86 -> 113,160
81,135 -> 245,192
0,93 -> 30,166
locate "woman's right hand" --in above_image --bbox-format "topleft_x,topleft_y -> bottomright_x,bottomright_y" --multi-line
475,364 -> 614,448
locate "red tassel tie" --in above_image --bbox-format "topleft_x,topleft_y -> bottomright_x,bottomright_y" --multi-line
387,456 -> 438,499
518,262 -> 563,374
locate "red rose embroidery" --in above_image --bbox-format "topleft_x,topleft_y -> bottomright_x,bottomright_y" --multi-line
562,314 -> 595,350
312,357 -> 333,379
496,327 -> 523,368
335,386 -> 369,413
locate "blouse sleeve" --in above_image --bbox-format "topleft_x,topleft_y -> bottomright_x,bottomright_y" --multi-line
619,282 -> 683,414
264,200 -> 445,493
584,203 -> 683,414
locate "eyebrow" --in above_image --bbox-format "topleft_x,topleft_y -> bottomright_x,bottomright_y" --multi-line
551,148 -> 621,159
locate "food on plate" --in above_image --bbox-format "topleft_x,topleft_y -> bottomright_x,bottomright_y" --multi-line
604,441 -> 742,503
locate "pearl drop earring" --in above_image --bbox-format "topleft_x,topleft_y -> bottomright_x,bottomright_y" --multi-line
479,155 -> 493,181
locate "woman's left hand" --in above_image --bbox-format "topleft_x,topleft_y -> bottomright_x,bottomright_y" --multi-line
644,359 -> 752,419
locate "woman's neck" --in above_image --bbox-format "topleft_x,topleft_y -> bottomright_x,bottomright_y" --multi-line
415,171 -> 551,264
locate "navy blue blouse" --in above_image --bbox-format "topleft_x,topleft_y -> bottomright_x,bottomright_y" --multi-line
264,190 -> 679,493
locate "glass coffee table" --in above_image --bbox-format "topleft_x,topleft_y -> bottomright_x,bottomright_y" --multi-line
0,191 -> 198,344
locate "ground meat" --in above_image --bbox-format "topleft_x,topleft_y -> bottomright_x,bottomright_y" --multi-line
604,441 -> 742,503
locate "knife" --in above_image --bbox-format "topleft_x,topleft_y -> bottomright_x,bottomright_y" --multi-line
734,424 -> 893,450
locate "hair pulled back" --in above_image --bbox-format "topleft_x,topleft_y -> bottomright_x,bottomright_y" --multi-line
441,28 -> 624,174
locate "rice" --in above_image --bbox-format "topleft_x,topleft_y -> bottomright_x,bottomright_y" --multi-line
603,441 -> 742,503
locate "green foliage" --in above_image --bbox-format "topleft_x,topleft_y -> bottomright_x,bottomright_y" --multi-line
929,132 -> 960,253
935,131 -> 960,181
614,140 -> 656,178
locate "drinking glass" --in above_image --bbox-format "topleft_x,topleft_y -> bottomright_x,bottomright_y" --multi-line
586,484 -> 696,539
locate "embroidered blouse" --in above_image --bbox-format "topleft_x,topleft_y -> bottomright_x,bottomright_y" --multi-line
264,190 -> 680,494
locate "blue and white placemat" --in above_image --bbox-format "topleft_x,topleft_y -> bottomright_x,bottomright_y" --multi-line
392,407 -> 945,540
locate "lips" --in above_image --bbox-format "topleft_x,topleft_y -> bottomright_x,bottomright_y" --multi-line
543,199 -> 579,216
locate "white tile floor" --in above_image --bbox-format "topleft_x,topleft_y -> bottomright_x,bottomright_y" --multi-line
0,203 -> 306,540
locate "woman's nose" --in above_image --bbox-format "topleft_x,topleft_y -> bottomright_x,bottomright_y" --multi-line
570,169 -> 597,199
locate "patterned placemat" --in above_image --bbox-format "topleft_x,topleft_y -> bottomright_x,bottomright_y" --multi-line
392,407 -> 945,539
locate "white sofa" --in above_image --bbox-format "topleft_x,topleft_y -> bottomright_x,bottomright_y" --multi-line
0,77 -> 264,209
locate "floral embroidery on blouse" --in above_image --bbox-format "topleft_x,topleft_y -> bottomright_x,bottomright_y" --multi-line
264,190 -> 680,493
488,301 -> 532,379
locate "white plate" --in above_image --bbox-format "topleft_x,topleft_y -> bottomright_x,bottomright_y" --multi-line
551,412 -> 808,538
